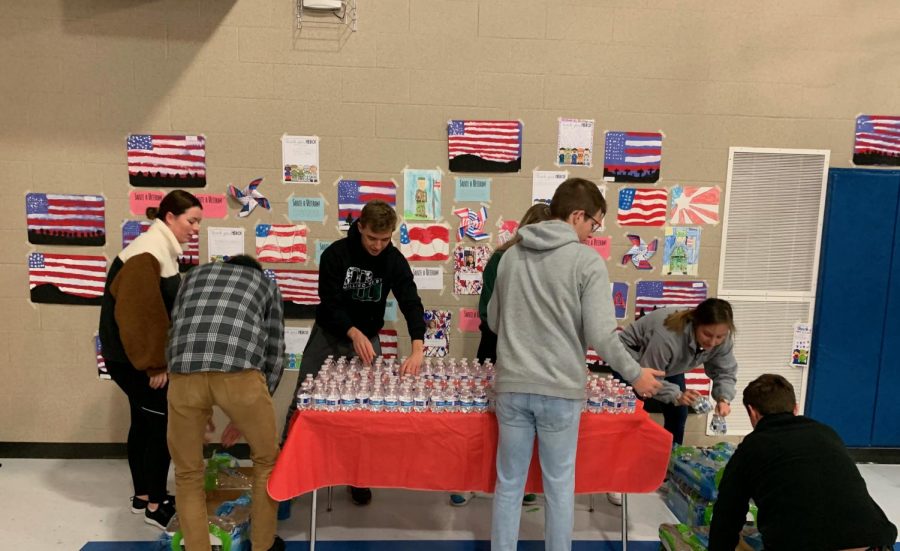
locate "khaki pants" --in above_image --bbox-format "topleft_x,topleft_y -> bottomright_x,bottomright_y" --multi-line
168,370 -> 279,551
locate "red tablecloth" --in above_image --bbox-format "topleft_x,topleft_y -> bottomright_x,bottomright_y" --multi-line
268,405 -> 672,501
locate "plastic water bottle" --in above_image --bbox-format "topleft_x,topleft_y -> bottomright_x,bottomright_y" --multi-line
603,386 -> 617,414
445,388 -> 459,413
413,386 -> 428,413
431,387 -> 446,413
355,384 -> 370,410
369,386 -> 384,412
587,387 -> 604,414
691,396 -> 713,414
340,384 -> 356,412
384,385 -> 399,412
398,384 -> 413,413
615,383 -> 626,414
325,384 -> 339,412
624,386 -> 637,414
312,383 -> 327,411
296,384 -> 311,410
709,414 -> 728,435
459,389 -> 474,413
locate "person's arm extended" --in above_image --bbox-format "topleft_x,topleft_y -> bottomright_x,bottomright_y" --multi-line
111,253 -> 168,376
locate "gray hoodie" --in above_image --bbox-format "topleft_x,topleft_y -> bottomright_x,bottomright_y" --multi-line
488,220 -> 642,400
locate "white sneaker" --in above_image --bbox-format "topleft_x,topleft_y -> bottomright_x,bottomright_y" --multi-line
606,492 -> 623,506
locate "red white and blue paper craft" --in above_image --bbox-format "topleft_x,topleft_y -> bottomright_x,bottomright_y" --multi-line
26,193 -> 105,246
29,252 -> 106,305
228,178 -> 270,218
853,115 -> 900,166
603,131 -> 662,183
622,234 -> 658,270
448,120 -> 522,173
338,180 -> 397,230
127,134 -> 206,188
453,206 -> 489,241
398,223 -> 450,261
264,268 -> 319,319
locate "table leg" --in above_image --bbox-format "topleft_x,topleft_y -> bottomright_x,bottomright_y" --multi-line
310,489 -> 318,551
621,493 -> 628,551
327,486 -> 333,512
589,493 -> 595,512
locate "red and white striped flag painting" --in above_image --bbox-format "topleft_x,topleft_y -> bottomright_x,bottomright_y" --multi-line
669,185 -> 720,225
448,120 -> 523,172
265,268 -> 319,319
126,134 -> 206,187
256,224 -> 308,263
617,187 -> 668,226
398,223 -> 450,261
29,252 -> 107,305
379,329 -> 398,359
685,368 -> 711,397
26,193 -> 106,246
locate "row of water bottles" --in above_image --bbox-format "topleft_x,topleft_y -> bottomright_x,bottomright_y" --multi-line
295,355 -> 496,413
584,373 -> 638,415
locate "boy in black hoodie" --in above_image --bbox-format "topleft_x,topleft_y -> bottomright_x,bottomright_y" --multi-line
281,200 -> 426,505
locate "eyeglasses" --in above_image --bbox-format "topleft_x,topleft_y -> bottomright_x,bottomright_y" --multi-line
585,213 -> 603,233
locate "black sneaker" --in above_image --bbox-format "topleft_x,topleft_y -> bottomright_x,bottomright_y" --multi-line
144,501 -> 176,530
131,494 -> 175,514
349,486 -> 372,506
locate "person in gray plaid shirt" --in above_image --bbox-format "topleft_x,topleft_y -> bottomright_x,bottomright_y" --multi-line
166,255 -> 286,551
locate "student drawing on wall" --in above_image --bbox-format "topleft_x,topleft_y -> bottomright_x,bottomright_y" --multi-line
667,242 -> 689,275
415,177 -> 428,218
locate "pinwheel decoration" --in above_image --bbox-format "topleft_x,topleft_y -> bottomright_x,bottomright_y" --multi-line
453,206 -> 489,241
621,234 -> 658,270
228,177 -> 270,217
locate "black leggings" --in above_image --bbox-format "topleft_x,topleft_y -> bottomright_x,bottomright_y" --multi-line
107,360 -> 171,503
602,367 -> 689,445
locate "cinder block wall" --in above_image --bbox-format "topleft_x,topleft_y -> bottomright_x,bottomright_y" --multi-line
1,0 -> 897,444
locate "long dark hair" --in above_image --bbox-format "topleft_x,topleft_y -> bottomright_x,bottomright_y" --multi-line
497,203 -> 552,252
664,298 -> 735,334
146,190 -> 202,221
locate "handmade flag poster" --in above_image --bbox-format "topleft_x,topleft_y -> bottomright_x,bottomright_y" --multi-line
453,244 -> 492,295
853,115 -> 900,166
662,226 -> 701,276
496,218 -> 519,246
95,334 -> 109,380
264,268 -> 319,319
635,280 -> 707,319
379,329 -> 398,359
557,118 -> 594,167
228,178 -> 270,218
617,187 -> 667,226
669,185 -> 720,225
26,193 -> 105,246
612,282 -> 629,320
453,206 -> 489,241
532,170 -> 568,205
603,131 -> 662,183
398,223 -> 450,261
207,227 -> 245,263
337,180 -> 396,230
126,134 -> 206,187
256,224 -> 308,263
28,252 -> 106,306
403,169 -> 441,221
122,220 -> 198,272
622,234 -> 658,270
424,309 -> 452,357
282,135 -> 320,184
448,119 -> 522,173
284,326 -> 312,370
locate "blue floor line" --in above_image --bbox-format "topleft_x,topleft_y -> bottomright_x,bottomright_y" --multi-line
81,540 -> 663,551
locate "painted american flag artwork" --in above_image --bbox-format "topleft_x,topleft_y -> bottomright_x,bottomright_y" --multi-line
95,334 -> 110,380
26,193 -> 105,246
379,329 -> 398,359
126,134 -> 206,187
853,115 -> 900,166
617,187 -> 668,226
122,220 -> 199,272
29,252 -> 107,306
256,224 -> 308,264
337,180 -> 397,231
398,223 -> 450,261
264,268 -> 319,319
603,131 -> 662,183
448,120 -> 522,173
453,244 -> 492,295
669,185 -> 720,225
453,206 -> 489,241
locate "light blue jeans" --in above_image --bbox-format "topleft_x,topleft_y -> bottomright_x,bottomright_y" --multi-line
491,392 -> 583,551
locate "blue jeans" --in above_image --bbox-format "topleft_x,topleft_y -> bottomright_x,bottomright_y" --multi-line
491,392 -> 583,551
